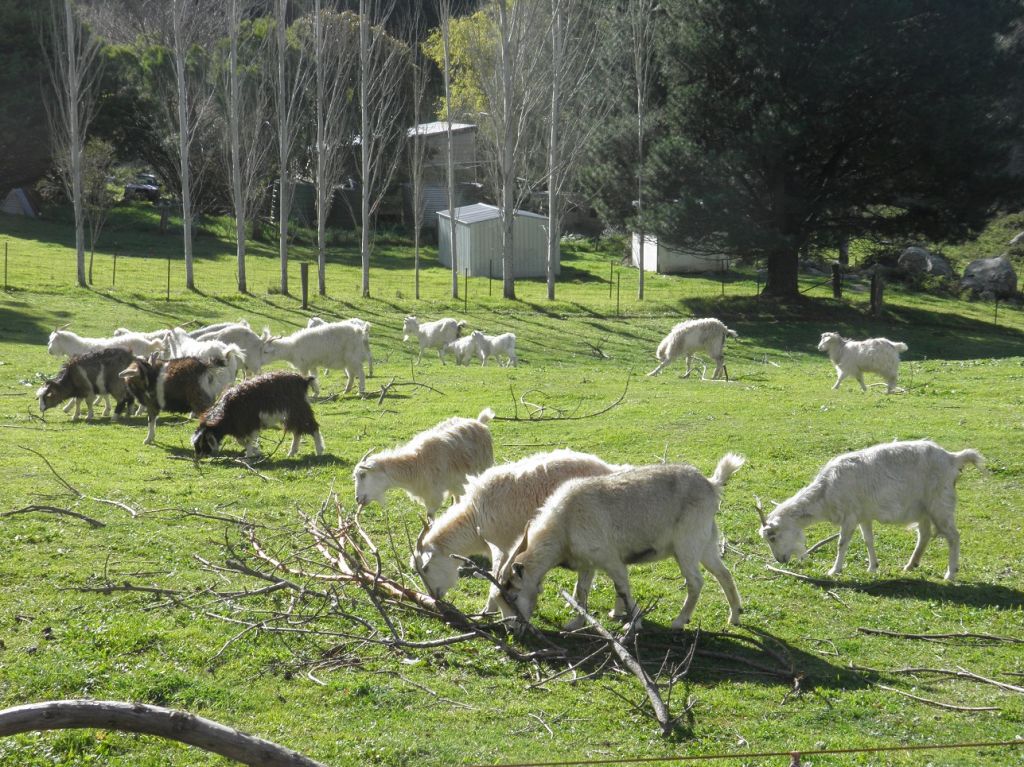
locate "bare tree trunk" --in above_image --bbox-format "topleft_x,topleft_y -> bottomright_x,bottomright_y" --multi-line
43,0 -> 102,289
359,0 -> 371,298
276,0 -> 291,296
228,0 -> 246,293
408,3 -> 429,301
545,0 -> 563,301
629,0 -> 656,302
314,0 -> 328,296
0,700 -> 330,767
497,0 -> 516,300
441,0 -> 458,299
172,0 -> 195,290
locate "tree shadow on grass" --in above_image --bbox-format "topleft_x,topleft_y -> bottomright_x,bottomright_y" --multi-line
682,295 -> 1024,360
0,298 -> 61,345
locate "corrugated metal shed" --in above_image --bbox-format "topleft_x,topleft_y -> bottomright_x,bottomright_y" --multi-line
438,203 -> 557,279
631,233 -> 731,274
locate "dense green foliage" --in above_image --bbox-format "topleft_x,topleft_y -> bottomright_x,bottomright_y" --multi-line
586,0 -> 1024,297
0,210 -> 1022,765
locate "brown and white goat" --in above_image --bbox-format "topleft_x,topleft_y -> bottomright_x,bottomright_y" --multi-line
192,371 -> 324,459
119,355 -> 235,445
37,347 -> 135,421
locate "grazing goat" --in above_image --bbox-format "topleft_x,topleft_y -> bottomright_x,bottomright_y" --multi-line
647,318 -> 737,379
48,329 -> 165,359
818,332 -> 908,393
498,456 -> 745,631
119,355 -> 236,445
354,408 -> 495,518
37,348 -> 134,421
758,440 -> 983,581
187,319 -> 249,339
442,334 -> 480,366
471,330 -> 517,367
260,320 -> 371,395
193,323 -> 265,377
192,371 -> 323,459
412,450 -> 624,612
403,316 -> 465,364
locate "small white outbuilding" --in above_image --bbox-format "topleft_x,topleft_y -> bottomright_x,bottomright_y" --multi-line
438,203 -> 556,279
631,233 -> 731,274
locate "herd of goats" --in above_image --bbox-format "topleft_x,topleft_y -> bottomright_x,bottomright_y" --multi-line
33,314 -> 982,630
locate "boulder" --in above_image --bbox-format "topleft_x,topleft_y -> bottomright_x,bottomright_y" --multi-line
960,255 -> 1017,298
898,246 -> 954,278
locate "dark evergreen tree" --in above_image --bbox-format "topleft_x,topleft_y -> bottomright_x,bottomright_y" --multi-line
641,0 -> 1024,297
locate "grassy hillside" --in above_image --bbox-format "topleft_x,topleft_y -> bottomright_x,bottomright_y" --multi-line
1,208 -> 1022,766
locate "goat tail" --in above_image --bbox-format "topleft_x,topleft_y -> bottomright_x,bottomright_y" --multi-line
477,407 -> 496,424
710,453 -> 746,489
953,448 -> 984,471
726,328 -> 739,339
893,341 -> 909,353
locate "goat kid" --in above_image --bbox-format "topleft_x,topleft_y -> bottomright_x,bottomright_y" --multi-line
403,316 -> 465,364
471,330 -> 517,367
758,439 -> 983,581
498,455 -> 745,631
192,371 -> 323,459
818,332 -> 908,393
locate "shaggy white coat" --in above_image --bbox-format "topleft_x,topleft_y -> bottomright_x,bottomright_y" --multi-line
442,334 -> 480,366
48,329 -> 165,358
194,324 -> 266,377
354,408 -> 495,518
647,318 -> 737,379
498,455 -> 745,630
403,316 -> 465,364
759,440 -> 983,581
260,320 -> 371,395
818,332 -> 908,393
412,449 -> 623,611
472,330 -> 517,367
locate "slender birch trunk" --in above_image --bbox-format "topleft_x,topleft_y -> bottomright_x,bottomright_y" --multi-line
441,0 -> 458,298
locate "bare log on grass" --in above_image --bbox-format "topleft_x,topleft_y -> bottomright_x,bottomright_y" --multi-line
22,446 -> 141,517
0,700 -> 330,767
857,627 -> 1024,644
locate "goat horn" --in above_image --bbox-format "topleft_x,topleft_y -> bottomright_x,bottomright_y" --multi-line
415,517 -> 431,550
357,448 -> 374,466
754,495 -> 766,527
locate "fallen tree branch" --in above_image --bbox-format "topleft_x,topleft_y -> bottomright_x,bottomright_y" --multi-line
560,589 -> 675,736
22,446 -> 141,517
2,504 -> 104,528
874,684 -> 999,713
857,627 -> 1024,644
0,699 -> 330,767
491,373 -> 632,422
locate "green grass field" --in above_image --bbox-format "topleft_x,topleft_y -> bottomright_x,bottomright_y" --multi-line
1,207 -> 1023,766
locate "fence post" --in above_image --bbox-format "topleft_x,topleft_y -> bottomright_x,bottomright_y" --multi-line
994,299 -> 1000,327
489,259 -> 492,297
4,241 -> 7,290
464,268 -> 468,312
166,253 -> 171,301
609,260 -> 613,299
616,271 -> 621,316
112,252 -> 117,288
300,262 -> 309,310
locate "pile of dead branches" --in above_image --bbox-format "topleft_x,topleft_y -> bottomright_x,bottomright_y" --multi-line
85,492 -> 803,737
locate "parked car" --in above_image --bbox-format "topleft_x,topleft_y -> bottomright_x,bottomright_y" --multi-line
124,173 -> 160,203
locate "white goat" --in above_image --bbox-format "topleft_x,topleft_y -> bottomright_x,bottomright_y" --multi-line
260,320 -> 371,395
442,334 -> 480,366
471,330 -> 517,367
758,440 -> 983,581
647,318 -> 738,379
403,316 -> 466,364
354,408 -> 495,518
498,455 -> 745,630
412,450 -> 623,612
306,316 -> 374,376
187,319 -> 249,339
194,323 -> 265,377
818,332 -> 908,393
165,328 -> 246,380
48,329 -> 165,358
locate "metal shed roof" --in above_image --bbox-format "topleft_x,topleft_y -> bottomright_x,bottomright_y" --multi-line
437,203 -> 546,225
407,121 -> 476,137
